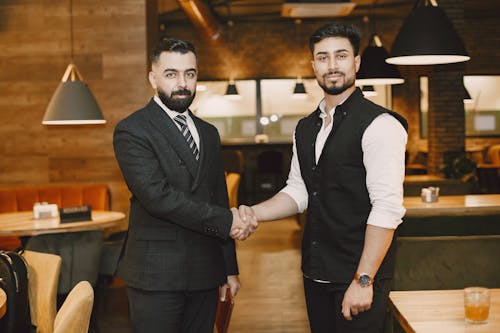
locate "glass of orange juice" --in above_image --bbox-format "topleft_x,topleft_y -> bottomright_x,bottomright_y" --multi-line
464,287 -> 490,324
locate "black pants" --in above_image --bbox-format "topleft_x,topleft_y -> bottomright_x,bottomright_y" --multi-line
303,277 -> 392,333
126,286 -> 218,333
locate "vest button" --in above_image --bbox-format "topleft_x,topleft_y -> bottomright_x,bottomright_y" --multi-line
312,191 -> 318,196
312,240 -> 318,246
312,166 -> 316,171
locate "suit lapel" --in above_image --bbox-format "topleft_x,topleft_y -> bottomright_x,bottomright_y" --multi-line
146,100 -> 198,179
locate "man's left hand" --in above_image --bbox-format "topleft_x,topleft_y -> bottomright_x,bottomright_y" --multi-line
219,275 -> 241,301
341,279 -> 373,320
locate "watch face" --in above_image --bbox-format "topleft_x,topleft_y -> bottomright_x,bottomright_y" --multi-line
358,274 -> 371,287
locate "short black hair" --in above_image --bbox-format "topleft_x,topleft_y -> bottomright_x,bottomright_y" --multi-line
150,38 -> 197,65
309,23 -> 361,56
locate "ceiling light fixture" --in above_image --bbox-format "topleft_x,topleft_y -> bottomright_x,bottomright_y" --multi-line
361,85 -> 378,97
225,80 -> 241,100
292,20 -> 308,100
293,79 -> 308,99
463,84 -> 473,104
357,33 -> 404,85
42,0 -> 105,125
223,4 -> 241,100
386,0 -> 470,65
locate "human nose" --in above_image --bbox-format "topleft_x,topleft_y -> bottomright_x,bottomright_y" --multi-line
176,74 -> 187,88
327,57 -> 337,71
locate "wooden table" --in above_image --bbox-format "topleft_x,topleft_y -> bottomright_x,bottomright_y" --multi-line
389,289 -> 500,333
0,288 -> 6,319
0,211 -> 126,237
404,194 -> 500,218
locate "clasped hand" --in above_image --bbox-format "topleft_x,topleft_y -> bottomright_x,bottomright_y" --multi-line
229,205 -> 258,240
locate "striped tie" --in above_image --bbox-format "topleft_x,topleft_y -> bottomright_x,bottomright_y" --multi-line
174,114 -> 200,161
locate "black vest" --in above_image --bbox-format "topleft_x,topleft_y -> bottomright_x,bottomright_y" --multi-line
295,88 -> 408,283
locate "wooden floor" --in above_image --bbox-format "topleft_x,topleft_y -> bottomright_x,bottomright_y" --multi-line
229,217 -> 310,332
96,217 -> 311,332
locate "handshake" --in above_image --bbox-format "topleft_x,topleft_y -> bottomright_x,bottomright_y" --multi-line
229,205 -> 258,241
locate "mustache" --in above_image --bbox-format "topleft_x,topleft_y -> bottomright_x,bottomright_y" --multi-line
324,71 -> 344,77
171,89 -> 192,97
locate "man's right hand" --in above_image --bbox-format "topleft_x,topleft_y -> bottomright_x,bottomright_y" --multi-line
229,207 -> 257,240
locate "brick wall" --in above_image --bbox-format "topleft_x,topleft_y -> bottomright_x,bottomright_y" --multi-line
164,0 -> 500,171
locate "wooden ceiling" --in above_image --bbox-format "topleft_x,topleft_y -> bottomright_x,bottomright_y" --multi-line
159,0 -> 499,23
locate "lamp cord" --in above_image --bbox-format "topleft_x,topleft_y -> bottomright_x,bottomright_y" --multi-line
70,0 -> 74,61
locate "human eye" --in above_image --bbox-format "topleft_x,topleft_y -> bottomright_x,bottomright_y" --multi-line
185,71 -> 197,79
316,54 -> 327,62
337,53 -> 348,60
165,72 -> 176,79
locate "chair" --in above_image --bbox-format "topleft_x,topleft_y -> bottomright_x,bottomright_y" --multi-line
225,173 -> 241,208
25,231 -> 104,295
222,150 -> 245,174
23,250 -> 62,333
53,281 -> 94,333
253,150 -> 285,203
487,144 -> 500,165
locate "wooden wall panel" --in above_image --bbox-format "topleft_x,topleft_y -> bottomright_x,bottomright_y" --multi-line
0,0 -> 150,218
0,156 -> 49,184
49,157 -> 123,182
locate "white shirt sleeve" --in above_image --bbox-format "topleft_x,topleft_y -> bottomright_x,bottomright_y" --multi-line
362,113 -> 407,229
280,132 -> 309,213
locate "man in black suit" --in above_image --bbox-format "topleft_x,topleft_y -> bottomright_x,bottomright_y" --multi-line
113,38 -> 256,333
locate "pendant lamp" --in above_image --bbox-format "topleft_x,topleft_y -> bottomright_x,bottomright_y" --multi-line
224,80 -> 241,100
43,0 -> 105,125
292,77 -> 308,99
361,85 -> 378,97
357,34 -> 404,85
292,20 -> 308,99
386,0 -> 470,65
223,5 -> 241,100
463,84 -> 473,104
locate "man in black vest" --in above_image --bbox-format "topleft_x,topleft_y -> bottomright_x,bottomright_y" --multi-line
235,24 -> 408,332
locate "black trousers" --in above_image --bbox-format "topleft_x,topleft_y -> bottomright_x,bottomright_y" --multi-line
303,277 -> 392,333
126,286 -> 218,333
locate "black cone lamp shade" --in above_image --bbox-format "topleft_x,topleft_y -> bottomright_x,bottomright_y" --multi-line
224,80 -> 241,100
386,3 -> 470,65
357,34 -> 404,85
361,85 -> 378,97
463,84 -> 473,104
292,79 -> 308,99
43,63 -> 105,125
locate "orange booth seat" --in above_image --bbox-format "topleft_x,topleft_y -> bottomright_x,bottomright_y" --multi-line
0,184 -> 110,250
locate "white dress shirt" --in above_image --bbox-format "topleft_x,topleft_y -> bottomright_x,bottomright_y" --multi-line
281,98 -> 407,229
154,95 -> 200,149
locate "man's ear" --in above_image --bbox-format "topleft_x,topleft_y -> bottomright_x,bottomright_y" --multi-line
148,71 -> 157,90
355,55 -> 361,73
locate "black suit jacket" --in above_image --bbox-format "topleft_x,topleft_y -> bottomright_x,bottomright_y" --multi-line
113,99 -> 238,291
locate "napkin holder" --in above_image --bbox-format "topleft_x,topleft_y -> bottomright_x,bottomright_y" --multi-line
60,205 -> 91,223
33,202 -> 59,219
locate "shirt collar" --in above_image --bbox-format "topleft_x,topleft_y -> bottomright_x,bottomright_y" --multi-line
317,87 -> 363,119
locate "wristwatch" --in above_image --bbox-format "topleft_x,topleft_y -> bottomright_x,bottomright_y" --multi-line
354,273 -> 373,287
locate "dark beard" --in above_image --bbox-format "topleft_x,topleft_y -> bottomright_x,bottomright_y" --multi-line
158,89 -> 196,112
318,73 -> 355,95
